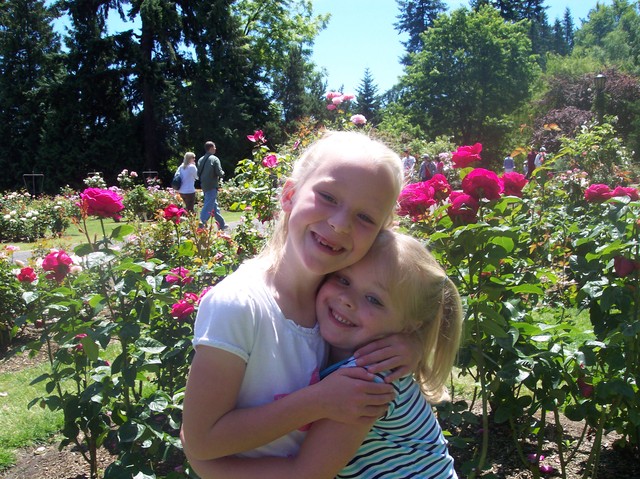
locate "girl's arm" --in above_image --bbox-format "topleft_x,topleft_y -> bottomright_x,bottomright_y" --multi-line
354,332 -> 422,382
186,418 -> 374,479
181,346 -> 394,461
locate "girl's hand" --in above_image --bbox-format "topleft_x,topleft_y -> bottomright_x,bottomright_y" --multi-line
315,367 -> 395,424
353,333 -> 422,383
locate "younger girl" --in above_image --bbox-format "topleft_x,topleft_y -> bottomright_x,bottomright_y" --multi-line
181,131 -> 416,462
189,229 -> 463,478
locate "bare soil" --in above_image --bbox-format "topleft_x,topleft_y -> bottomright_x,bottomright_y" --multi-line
1,330 -> 638,479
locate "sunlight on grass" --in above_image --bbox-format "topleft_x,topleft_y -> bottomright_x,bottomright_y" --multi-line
0,360 -> 64,468
0,342 -> 122,470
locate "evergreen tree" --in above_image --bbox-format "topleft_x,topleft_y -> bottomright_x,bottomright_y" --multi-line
355,68 -> 381,126
470,0 -> 545,23
552,18 -> 569,55
0,0 -> 62,191
563,8 -> 575,52
394,0 -> 446,61
42,0 -> 141,187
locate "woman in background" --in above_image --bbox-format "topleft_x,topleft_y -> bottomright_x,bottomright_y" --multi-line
178,152 -> 198,213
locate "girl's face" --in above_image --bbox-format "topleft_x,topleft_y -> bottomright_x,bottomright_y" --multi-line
315,254 -> 405,356
282,154 -> 397,276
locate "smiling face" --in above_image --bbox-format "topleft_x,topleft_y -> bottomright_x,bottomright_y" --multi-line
281,153 -> 398,276
315,252 -> 407,359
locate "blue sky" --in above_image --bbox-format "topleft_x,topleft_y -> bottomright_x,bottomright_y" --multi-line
313,0 -> 608,94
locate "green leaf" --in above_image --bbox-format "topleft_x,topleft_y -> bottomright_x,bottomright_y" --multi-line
111,224 -> 135,240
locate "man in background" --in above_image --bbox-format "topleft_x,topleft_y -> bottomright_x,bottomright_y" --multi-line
197,141 -> 227,230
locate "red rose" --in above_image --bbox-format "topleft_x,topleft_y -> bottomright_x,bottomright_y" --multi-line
584,184 -> 612,203
613,256 -> 640,277
610,186 -> 639,200
79,188 -> 124,220
462,168 -> 503,200
577,376 -> 594,398
425,174 -> 452,201
42,250 -> 73,282
447,191 -> 479,224
452,143 -> 482,169
397,182 -> 437,220
17,266 -> 37,283
501,172 -> 528,197
171,300 -> 195,320
163,204 -> 187,223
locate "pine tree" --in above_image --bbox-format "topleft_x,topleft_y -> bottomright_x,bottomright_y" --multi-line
563,8 -> 575,52
395,0 -> 446,61
355,68 -> 381,126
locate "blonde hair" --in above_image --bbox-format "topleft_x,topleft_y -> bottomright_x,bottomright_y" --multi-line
260,131 -> 404,266
368,230 -> 463,402
182,152 -> 196,167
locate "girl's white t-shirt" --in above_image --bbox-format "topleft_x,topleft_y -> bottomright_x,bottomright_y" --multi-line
193,258 -> 327,458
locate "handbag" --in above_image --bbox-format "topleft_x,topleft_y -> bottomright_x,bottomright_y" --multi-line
171,168 -> 182,189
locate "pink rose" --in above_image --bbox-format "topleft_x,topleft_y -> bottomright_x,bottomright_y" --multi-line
166,267 -> 193,285
261,154 -> 278,168
350,114 -> 367,125
452,143 -> 482,168
325,91 -> 342,100
79,188 -> 124,220
163,204 -> 187,223
397,182 -> 437,220
447,191 -> 479,224
247,130 -> 266,143
501,172 -> 528,197
331,96 -> 344,105
42,250 -> 74,282
610,186 -> 639,200
584,184 -> 612,202
342,94 -> 355,101
183,292 -> 199,303
462,168 -> 503,200
17,266 -> 37,283
326,104 -> 337,111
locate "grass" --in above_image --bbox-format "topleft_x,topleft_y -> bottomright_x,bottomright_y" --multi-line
0,359 -> 64,469
1,209 -> 245,252
0,343 -> 122,471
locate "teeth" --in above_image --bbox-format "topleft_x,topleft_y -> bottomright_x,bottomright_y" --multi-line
314,233 -> 342,252
332,310 -> 354,326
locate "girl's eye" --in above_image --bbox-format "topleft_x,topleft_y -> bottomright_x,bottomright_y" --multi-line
366,295 -> 383,307
357,213 -> 376,225
319,192 -> 337,204
332,274 -> 349,286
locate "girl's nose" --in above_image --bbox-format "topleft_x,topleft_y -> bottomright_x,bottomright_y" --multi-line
328,210 -> 351,233
339,291 -> 354,309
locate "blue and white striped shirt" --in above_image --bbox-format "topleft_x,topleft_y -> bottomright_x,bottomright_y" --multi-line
322,358 -> 458,479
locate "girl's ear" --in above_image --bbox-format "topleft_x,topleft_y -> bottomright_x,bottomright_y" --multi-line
280,179 -> 296,213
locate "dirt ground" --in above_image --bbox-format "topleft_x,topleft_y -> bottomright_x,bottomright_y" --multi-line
1,332 -> 638,479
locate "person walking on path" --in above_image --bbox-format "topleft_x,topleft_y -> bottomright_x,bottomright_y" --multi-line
177,152 -> 198,213
197,141 -> 226,229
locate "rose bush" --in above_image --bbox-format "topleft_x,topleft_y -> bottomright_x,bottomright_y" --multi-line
399,137 -> 640,478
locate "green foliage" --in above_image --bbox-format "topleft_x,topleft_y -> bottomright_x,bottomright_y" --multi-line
554,120 -> 635,184
401,5 -> 540,156
402,134 -> 639,475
